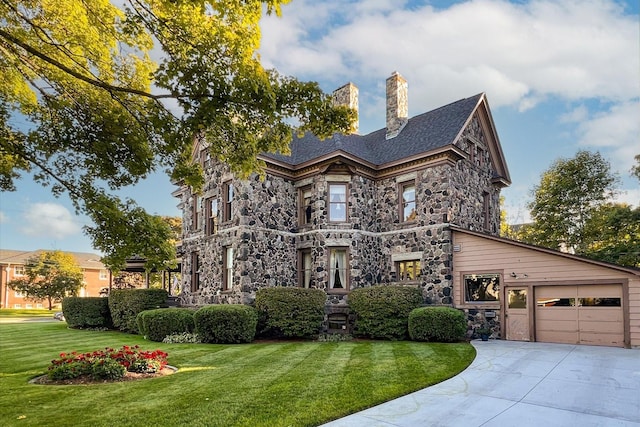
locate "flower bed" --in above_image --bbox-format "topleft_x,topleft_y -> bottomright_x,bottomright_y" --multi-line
45,345 -> 169,382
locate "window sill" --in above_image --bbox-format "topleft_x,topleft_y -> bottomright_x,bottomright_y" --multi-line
459,302 -> 500,310
392,281 -> 421,286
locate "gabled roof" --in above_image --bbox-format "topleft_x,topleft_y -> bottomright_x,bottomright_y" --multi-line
450,226 -> 640,276
0,249 -> 105,270
260,93 -> 510,185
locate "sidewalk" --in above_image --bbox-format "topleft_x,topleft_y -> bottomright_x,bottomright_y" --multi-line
0,317 -> 58,323
323,340 -> 640,426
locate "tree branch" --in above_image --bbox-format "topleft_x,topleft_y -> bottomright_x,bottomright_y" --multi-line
0,28 -> 176,100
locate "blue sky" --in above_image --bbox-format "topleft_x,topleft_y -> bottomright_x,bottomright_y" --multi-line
0,0 -> 638,255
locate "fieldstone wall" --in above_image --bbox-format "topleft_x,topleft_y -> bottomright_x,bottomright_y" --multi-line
177,115 -> 502,319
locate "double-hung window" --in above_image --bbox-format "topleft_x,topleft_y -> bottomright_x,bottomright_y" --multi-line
190,252 -> 200,292
298,249 -> 312,288
329,248 -> 348,291
400,181 -> 416,222
223,246 -> 234,291
329,183 -> 347,222
205,197 -> 219,235
192,195 -> 201,230
482,192 -> 490,231
223,181 -> 233,222
299,186 -> 313,226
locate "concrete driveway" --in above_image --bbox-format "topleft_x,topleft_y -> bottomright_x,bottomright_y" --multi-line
323,340 -> 640,427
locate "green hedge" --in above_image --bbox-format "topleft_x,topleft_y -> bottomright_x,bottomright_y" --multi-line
254,287 -> 326,339
194,305 -> 258,344
62,297 -> 113,329
108,289 -> 168,334
136,308 -> 195,342
349,286 -> 423,340
408,306 -> 467,343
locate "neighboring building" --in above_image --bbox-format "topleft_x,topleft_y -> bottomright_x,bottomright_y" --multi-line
174,72 -> 640,347
0,249 -> 109,309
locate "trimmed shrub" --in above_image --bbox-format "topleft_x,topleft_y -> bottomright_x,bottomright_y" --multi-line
408,306 -> 467,343
62,297 -> 113,329
254,287 -> 326,339
136,308 -> 195,342
108,289 -> 168,334
194,305 -> 258,344
349,286 -> 423,340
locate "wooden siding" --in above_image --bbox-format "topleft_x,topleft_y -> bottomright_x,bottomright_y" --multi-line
452,230 -> 640,348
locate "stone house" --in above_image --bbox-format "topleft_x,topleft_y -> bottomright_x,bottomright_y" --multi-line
174,72 -> 511,331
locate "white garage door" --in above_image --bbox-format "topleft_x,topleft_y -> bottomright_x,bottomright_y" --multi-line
535,285 -> 624,347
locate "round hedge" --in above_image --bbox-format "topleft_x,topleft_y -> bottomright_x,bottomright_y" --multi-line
62,297 -> 113,329
254,287 -> 326,339
136,308 -> 195,342
408,306 -> 467,343
194,305 -> 258,344
348,286 -> 423,340
108,289 -> 168,334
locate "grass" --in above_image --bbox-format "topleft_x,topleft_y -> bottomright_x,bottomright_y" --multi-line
0,308 -> 58,317
0,322 -> 475,427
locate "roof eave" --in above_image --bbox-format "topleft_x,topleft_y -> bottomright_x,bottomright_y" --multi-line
450,226 -> 640,276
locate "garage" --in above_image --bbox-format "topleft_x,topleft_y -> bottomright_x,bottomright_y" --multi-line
451,227 -> 640,348
535,285 -> 624,347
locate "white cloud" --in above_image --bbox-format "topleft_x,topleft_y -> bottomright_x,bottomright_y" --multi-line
260,0 -> 639,211
612,187 -> 640,208
20,203 -> 82,239
261,0 -> 639,113
560,105 -> 589,123
0,211 -> 6,223
574,101 -> 640,171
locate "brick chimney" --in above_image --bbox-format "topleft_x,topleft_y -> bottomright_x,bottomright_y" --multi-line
332,82 -> 359,134
385,71 -> 408,139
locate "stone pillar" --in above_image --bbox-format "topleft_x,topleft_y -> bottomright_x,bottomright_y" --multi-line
332,82 -> 359,134
385,71 -> 408,139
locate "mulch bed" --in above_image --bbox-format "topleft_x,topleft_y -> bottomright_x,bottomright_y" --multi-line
30,366 -> 176,385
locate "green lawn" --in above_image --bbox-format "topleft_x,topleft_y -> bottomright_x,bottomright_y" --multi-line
0,322 -> 475,427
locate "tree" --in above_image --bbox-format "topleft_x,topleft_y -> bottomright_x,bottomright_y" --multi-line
582,203 -> 640,267
0,1 -> 354,271
632,154 -> 640,181
8,250 -> 84,310
499,195 -> 521,239
526,150 -> 618,253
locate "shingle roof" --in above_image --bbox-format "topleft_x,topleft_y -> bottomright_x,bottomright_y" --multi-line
262,94 -> 483,167
0,249 -> 105,270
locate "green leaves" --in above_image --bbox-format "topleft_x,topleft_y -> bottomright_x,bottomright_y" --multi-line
526,150 -> 619,253
1,1 -> 353,269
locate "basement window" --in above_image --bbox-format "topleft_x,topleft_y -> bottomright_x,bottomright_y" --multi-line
396,259 -> 421,282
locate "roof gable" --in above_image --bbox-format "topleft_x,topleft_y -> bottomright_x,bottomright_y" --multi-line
0,249 -> 105,270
